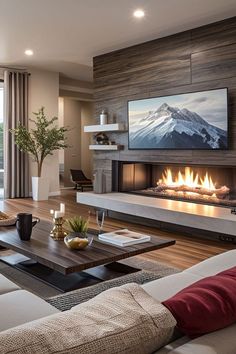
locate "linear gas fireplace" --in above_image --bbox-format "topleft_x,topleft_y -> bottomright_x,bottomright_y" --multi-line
112,161 -> 236,207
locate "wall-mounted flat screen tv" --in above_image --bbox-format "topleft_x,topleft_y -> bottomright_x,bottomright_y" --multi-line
128,88 -> 228,150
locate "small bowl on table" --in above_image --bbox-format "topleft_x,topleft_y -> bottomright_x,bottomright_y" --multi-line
64,233 -> 93,250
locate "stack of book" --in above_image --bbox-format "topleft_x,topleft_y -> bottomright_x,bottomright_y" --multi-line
98,229 -> 151,247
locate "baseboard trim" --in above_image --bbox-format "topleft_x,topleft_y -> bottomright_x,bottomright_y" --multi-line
49,191 -> 61,196
29,191 -> 61,197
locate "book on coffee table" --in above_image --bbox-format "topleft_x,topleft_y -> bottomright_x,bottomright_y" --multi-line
98,229 -> 151,247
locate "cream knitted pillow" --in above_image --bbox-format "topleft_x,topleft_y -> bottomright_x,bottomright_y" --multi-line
0,283 -> 176,354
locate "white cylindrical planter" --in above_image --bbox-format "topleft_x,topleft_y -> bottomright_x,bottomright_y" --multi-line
32,177 -> 49,201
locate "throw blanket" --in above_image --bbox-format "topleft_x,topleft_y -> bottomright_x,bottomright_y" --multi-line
0,283 -> 176,354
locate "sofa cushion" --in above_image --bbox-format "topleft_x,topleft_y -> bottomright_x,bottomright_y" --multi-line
164,323 -> 236,354
162,266 -> 236,338
0,289 -> 60,332
0,273 -> 20,294
184,249 -> 236,278
142,272 -> 202,302
0,283 -> 176,354
153,336 -> 189,354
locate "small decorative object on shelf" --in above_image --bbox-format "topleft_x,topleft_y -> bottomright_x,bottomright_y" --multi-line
100,110 -> 108,125
64,214 -> 93,249
231,208 -> 236,215
94,132 -> 110,145
50,203 -> 68,240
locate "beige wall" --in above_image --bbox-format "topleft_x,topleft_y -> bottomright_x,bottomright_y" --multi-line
63,98 -> 82,186
28,68 -> 60,195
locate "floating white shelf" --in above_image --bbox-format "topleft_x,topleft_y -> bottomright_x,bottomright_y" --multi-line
84,123 -> 126,133
89,144 -> 123,151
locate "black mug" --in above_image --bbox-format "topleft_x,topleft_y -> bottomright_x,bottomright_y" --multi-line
16,213 -> 40,240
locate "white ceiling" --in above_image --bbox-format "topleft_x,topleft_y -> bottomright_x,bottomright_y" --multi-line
0,0 -> 235,81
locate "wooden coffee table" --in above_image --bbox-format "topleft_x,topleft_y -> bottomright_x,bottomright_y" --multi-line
0,220 -> 175,292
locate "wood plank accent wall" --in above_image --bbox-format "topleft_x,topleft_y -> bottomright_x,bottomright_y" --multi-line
93,17 -> 236,192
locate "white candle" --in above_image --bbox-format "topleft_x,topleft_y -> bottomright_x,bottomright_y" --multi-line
60,203 -> 65,214
50,209 -> 54,215
54,211 -> 63,218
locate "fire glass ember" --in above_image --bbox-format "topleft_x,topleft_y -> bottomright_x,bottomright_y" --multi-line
155,167 -> 229,199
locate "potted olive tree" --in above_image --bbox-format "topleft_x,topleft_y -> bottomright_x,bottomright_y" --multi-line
11,107 -> 68,201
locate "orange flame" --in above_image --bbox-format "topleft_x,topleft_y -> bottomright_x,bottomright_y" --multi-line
159,167 -> 216,190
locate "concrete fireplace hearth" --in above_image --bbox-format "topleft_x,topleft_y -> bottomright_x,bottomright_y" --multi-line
77,191 -> 236,240
77,160 -> 236,242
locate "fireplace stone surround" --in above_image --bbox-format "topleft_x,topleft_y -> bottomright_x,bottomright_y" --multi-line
85,17 -> 236,243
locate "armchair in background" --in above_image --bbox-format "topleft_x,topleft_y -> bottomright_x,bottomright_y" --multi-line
70,169 -> 93,192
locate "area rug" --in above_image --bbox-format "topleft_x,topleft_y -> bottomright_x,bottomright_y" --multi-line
0,260 -> 60,297
0,253 -> 179,301
46,260 -> 179,311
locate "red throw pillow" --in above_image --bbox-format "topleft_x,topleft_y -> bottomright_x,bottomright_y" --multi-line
162,266 -> 236,338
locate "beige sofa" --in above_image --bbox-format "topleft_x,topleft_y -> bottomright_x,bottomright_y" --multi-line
0,249 -> 236,353
0,274 -> 59,332
143,249 -> 236,353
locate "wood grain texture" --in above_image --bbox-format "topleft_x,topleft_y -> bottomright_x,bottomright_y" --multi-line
93,17 -> 236,183
0,191 -> 235,270
0,221 -> 174,275
191,17 -> 236,53
94,32 -> 191,79
94,58 -> 190,100
192,43 -> 236,83
94,32 -> 191,101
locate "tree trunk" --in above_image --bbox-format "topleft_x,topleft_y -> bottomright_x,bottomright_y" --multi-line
37,160 -> 43,177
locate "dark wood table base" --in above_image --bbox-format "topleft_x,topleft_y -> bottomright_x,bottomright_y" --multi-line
0,253 -> 139,292
0,222 -> 175,292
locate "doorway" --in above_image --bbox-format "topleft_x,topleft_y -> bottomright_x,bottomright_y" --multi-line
58,97 -> 94,189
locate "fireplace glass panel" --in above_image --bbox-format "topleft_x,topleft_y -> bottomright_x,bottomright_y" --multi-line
113,161 -> 236,207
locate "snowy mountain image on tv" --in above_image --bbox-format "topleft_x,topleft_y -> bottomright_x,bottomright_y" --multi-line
128,88 -> 228,149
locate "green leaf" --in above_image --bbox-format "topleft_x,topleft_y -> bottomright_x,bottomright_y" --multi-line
65,216 -> 89,233
10,107 -> 69,177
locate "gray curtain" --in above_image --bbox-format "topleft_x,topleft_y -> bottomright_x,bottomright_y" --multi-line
4,71 -> 30,198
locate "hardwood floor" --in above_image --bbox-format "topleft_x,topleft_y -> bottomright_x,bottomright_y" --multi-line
1,189 -> 235,270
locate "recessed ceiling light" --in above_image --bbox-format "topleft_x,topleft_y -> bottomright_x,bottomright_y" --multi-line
133,9 -> 145,18
24,49 -> 34,56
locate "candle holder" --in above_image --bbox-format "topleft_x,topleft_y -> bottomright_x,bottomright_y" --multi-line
50,217 -> 68,240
